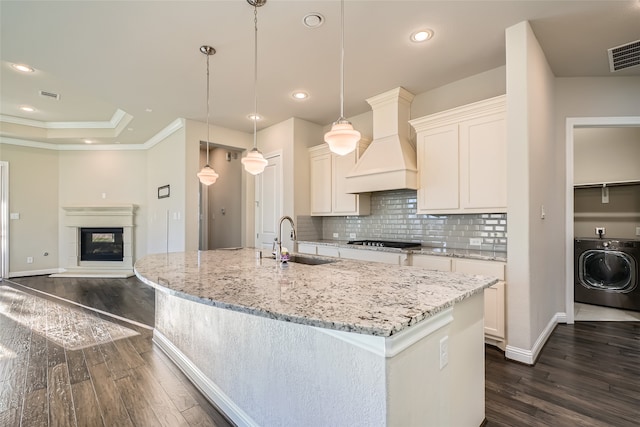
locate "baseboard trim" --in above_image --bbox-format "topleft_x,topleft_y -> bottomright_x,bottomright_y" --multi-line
152,330 -> 257,427
505,312 -> 563,365
9,268 -> 61,278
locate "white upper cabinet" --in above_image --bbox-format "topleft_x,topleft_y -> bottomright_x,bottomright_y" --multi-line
309,140 -> 371,216
410,95 -> 507,214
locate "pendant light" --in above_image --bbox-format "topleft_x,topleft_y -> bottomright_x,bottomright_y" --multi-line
324,0 -> 360,156
241,0 -> 268,175
197,45 -> 220,186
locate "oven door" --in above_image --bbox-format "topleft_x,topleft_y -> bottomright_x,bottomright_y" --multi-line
578,250 -> 637,293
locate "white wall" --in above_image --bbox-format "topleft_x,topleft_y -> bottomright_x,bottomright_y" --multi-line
505,21 -> 563,362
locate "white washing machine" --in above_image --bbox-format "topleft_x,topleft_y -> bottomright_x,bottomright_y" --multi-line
574,238 -> 640,312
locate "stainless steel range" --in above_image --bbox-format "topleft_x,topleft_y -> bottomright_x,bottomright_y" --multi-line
347,240 -> 422,249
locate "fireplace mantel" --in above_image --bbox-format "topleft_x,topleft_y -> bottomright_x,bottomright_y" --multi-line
51,205 -> 137,278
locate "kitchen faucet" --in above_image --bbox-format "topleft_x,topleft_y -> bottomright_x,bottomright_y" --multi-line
277,215 -> 296,261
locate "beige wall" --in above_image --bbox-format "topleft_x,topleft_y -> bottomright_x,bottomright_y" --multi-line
574,185 -> 640,239
506,21 -> 564,360
207,147 -> 243,249
58,148 -> 148,263
1,144 -> 59,275
146,125 -> 187,254
574,127 -> 640,185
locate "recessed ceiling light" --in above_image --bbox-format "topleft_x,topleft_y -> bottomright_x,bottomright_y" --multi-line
84,139 -> 94,144
302,13 -> 324,28
12,63 -> 34,73
145,108 -> 153,113
410,29 -> 434,43
127,127 -> 134,131
292,91 -> 309,100
19,105 -> 35,112
248,114 -> 262,121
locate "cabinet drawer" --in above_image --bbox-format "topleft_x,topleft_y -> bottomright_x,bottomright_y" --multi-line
317,245 -> 340,258
338,248 -> 403,265
411,255 -> 452,271
297,244 -> 317,255
454,259 -> 505,280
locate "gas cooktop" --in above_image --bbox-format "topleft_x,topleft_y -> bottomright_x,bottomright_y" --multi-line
347,240 -> 422,249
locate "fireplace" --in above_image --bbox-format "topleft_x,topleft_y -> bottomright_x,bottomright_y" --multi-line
80,228 -> 124,262
51,205 -> 136,278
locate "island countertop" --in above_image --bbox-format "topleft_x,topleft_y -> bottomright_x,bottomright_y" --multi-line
134,248 -> 498,337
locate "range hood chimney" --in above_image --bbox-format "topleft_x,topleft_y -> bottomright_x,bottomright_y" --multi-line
345,87 -> 417,193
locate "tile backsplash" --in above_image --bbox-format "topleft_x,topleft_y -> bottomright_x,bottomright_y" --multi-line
297,190 -> 507,252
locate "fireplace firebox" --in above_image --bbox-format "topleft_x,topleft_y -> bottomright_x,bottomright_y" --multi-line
80,227 -> 124,262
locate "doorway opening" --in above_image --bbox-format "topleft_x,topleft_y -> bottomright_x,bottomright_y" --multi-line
198,142 -> 244,250
565,117 -> 640,323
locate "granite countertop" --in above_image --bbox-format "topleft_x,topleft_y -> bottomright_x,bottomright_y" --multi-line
134,249 -> 497,337
297,239 -> 507,262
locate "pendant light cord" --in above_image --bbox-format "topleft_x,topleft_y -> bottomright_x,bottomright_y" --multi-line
205,50 -> 211,166
253,3 -> 258,149
339,0 -> 345,120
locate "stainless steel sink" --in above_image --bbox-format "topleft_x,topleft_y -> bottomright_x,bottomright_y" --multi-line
284,255 -> 336,265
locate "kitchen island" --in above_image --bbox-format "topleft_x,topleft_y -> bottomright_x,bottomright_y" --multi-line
134,248 -> 498,427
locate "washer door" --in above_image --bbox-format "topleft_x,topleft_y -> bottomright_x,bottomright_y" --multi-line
578,250 -> 637,293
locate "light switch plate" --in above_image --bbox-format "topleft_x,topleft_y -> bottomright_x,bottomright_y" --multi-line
10,212 -> 19,220
333,233 -> 339,238
636,227 -> 640,236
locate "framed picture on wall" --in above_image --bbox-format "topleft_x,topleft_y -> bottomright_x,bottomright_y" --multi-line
158,185 -> 170,199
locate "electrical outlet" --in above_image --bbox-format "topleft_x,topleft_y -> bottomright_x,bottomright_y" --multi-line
636,227 -> 640,236
26,256 -> 33,264
333,233 -> 339,238
349,233 -> 356,239
595,227 -> 605,236
439,336 -> 449,370
469,238 -> 482,246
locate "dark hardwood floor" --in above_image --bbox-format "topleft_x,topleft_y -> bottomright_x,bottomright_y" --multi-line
2,275 -> 639,426
0,277 -> 233,427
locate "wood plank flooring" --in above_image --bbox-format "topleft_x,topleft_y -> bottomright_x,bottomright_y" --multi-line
2,275 -> 639,426
0,278 -> 233,427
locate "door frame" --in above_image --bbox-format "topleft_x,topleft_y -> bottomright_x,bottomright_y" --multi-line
564,116 -> 640,323
0,161 -> 8,279
254,150 -> 283,249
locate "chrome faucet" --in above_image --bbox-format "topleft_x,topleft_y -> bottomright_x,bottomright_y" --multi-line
277,215 -> 296,261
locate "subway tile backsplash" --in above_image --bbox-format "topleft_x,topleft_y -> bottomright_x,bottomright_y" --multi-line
298,190 -> 507,252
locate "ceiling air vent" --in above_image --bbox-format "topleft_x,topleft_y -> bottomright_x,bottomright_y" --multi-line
608,39 -> 640,72
39,90 -> 61,100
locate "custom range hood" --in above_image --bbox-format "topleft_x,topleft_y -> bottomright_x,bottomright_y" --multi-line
345,87 -> 417,193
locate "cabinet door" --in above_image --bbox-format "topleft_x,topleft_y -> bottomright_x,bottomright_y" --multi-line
332,150 -> 358,214
484,281 -> 505,340
459,112 -> 507,210
310,153 -> 332,215
417,124 -> 459,213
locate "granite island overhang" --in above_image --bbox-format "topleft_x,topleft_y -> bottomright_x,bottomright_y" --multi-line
135,248 -> 498,427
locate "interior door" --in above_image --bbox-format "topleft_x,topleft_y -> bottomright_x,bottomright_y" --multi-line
255,153 -> 282,251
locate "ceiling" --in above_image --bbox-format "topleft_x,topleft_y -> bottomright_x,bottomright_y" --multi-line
1,1 -> 639,147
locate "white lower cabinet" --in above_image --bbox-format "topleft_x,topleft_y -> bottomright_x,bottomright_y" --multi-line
296,244 -> 407,265
412,255 -> 507,349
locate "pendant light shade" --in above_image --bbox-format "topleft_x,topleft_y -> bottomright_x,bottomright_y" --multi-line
198,45 -> 219,186
242,147 -> 269,175
241,0 -> 268,175
324,118 -> 361,156
197,165 -> 219,185
324,0 -> 360,156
